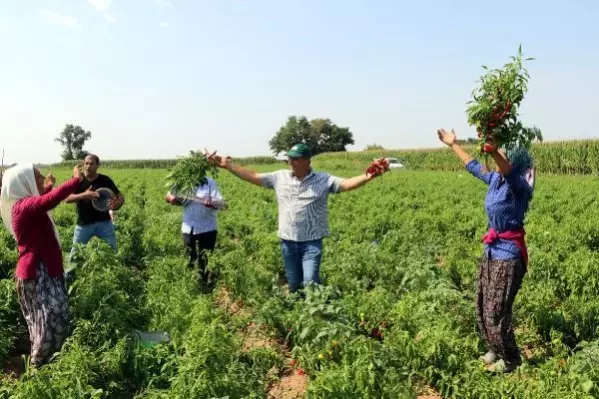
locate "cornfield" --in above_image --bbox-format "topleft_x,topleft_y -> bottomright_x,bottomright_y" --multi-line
318,139 -> 599,174
51,156 -> 281,169
49,139 -> 599,175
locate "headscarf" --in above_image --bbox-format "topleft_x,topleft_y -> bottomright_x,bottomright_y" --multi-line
506,146 -> 535,191
0,164 -> 61,246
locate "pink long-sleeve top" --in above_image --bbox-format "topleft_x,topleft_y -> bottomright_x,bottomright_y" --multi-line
11,178 -> 80,279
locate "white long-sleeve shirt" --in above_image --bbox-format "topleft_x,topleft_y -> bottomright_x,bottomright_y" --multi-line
174,178 -> 224,235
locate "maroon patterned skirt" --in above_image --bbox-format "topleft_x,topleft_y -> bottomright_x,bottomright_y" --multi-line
15,262 -> 70,367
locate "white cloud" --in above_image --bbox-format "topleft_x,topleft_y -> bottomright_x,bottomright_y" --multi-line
39,10 -> 81,29
157,0 -> 174,9
88,0 -> 111,12
88,1 -> 116,24
104,13 -> 116,23
159,22 -> 169,28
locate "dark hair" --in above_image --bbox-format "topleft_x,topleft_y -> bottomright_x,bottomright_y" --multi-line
86,154 -> 100,165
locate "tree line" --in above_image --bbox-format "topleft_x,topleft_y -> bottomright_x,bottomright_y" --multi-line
55,117 -> 476,161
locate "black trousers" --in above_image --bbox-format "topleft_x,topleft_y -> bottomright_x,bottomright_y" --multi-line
183,230 -> 217,281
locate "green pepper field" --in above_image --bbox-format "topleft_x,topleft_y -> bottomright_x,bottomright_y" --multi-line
2,153 -> 599,398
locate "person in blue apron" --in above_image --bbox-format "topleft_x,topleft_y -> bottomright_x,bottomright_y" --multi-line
437,128 -> 535,373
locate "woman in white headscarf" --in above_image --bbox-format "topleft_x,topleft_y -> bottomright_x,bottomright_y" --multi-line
1,164 -> 83,367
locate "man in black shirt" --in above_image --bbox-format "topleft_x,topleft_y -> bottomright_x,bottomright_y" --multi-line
65,154 -> 124,254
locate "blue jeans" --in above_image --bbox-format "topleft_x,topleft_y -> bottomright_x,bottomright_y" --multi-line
71,221 -> 117,252
280,239 -> 323,292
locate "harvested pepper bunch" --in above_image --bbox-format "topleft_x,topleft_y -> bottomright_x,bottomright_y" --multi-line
466,45 -> 543,154
366,158 -> 389,177
165,149 -> 219,197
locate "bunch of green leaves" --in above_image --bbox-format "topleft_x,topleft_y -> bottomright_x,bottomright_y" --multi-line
164,150 -> 219,197
466,45 -> 543,154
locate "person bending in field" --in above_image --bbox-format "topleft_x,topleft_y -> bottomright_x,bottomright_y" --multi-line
437,128 -> 535,374
207,143 -> 387,293
164,176 -> 227,286
0,164 -> 84,367
65,154 -> 124,255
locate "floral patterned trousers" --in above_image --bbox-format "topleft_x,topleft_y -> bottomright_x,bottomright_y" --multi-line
15,263 -> 70,367
476,255 -> 526,365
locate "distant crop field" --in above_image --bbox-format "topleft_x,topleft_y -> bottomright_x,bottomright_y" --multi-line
48,138 -> 599,176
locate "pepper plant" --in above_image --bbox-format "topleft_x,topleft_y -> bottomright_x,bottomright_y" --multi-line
466,45 -> 543,154
164,150 -> 219,197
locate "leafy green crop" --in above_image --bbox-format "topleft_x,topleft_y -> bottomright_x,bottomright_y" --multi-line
467,45 -> 543,154
164,150 -> 219,197
3,164 -> 599,398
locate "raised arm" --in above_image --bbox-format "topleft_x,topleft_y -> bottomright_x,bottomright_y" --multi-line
485,142 -> 512,176
24,166 -> 84,214
42,173 -> 56,194
42,184 -> 53,195
437,128 -> 492,185
437,129 -> 473,165
486,143 -> 532,196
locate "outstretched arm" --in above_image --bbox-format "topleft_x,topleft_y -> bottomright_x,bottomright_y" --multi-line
207,152 -> 264,187
65,186 -> 100,204
339,175 -> 371,192
23,166 -> 85,214
338,158 -> 388,192
437,128 -> 492,185
225,163 -> 263,187
339,172 -> 383,192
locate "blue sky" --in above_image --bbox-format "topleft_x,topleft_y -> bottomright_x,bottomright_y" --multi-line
0,0 -> 597,164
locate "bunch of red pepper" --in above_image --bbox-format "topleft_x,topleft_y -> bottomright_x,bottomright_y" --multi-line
366,158 -> 390,176
467,47 -> 543,154
479,100 -> 512,153
486,101 -> 512,130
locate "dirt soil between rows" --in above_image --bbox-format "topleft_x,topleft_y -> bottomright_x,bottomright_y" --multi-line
214,287 -> 309,399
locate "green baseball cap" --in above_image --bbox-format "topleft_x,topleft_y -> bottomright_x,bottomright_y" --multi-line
286,143 -> 311,158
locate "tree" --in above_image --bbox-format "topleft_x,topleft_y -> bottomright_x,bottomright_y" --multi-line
268,116 -> 316,156
310,118 -> 354,154
55,124 -> 92,161
365,144 -> 384,151
268,116 -> 355,156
